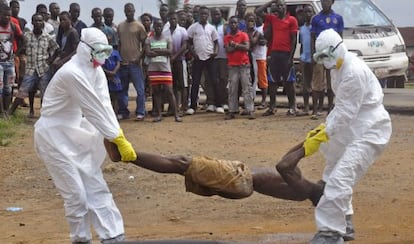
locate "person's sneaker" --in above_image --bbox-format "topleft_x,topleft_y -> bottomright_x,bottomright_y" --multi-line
175,116 -> 183,122
206,104 -> 216,112
262,109 -> 274,116
311,111 -> 323,120
186,108 -> 195,115
117,114 -> 130,120
152,116 -> 162,122
343,215 -> 355,241
286,109 -> 296,116
223,104 -> 229,111
310,231 -> 344,244
135,114 -> 145,121
224,112 -> 235,120
257,103 -> 267,110
247,112 -> 256,120
240,110 -> 249,116
216,107 -> 225,114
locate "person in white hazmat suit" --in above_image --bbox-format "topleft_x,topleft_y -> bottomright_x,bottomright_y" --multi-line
302,28 -> 392,244
33,27 -> 137,244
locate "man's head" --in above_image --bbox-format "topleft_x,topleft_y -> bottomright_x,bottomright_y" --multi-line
229,16 -> 239,34
314,29 -> 346,69
124,3 -> 135,22
236,0 -> 247,18
49,2 -> 60,19
32,13 -> 44,32
210,8 -> 222,25
273,0 -> 287,17
69,2 -> 80,22
36,4 -> 49,21
9,0 -> 19,18
91,7 -> 103,25
59,11 -> 71,30
159,3 -> 169,23
198,6 -> 209,25
103,8 -> 114,26
184,3 -> 193,13
193,5 -> 200,22
168,11 -> 178,29
321,0 -> 334,13
303,5 -> 314,23
0,4 -> 11,27
177,10 -> 187,27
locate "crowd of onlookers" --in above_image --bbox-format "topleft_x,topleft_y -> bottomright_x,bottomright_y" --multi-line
0,0 -> 343,122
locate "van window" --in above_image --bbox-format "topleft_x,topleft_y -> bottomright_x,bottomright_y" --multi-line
332,0 -> 391,28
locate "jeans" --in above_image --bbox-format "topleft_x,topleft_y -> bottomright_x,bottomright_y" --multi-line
118,64 -> 146,117
0,61 -> 15,97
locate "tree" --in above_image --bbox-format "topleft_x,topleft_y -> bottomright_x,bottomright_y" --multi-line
158,0 -> 180,12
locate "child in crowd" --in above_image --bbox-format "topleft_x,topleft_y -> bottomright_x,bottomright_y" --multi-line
102,35 -> 122,114
246,13 -> 268,110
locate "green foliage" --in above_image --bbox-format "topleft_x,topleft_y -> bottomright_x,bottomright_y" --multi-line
158,0 -> 179,12
0,111 -> 26,146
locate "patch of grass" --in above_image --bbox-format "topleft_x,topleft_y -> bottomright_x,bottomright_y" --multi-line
0,111 -> 26,146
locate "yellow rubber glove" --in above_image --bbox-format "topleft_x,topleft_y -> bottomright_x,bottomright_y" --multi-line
303,127 -> 329,157
306,123 -> 326,139
111,129 -> 137,162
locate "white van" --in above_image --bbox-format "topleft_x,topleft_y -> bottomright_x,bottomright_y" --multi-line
189,0 -> 409,88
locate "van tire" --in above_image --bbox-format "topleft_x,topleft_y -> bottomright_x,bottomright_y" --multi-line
387,75 -> 406,88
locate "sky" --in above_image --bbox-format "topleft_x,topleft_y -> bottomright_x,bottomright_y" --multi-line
16,0 -> 413,27
372,0 -> 412,27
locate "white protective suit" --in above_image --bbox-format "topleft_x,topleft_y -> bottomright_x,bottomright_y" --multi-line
34,28 -> 124,242
314,29 -> 392,234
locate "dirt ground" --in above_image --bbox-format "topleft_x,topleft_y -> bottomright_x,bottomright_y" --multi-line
1,104 -> 414,244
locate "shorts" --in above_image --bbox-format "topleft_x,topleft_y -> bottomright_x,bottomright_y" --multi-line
269,51 -> 290,84
311,63 -> 326,91
256,59 -> 268,89
184,156 -> 254,199
172,60 -> 188,89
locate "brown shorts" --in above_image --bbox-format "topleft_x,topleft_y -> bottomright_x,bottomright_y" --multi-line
311,63 -> 326,92
184,156 -> 254,199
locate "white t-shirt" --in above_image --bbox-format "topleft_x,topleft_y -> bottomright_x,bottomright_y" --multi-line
251,25 -> 267,61
187,22 -> 218,61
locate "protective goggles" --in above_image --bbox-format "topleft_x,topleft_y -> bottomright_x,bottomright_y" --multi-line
313,41 -> 343,64
81,40 -> 113,60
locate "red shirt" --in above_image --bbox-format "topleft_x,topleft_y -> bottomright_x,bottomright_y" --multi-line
265,13 -> 298,52
11,17 -> 23,53
224,31 -> 250,66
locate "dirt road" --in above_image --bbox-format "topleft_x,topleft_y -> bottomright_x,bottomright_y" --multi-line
1,109 -> 413,243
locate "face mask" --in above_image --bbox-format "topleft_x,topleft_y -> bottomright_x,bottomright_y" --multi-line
81,40 -> 113,66
313,41 -> 343,69
322,58 -> 337,69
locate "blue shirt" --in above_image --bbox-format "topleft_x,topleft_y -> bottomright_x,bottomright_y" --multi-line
311,11 -> 344,37
103,50 -> 122,92
299,24 -> 312,63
